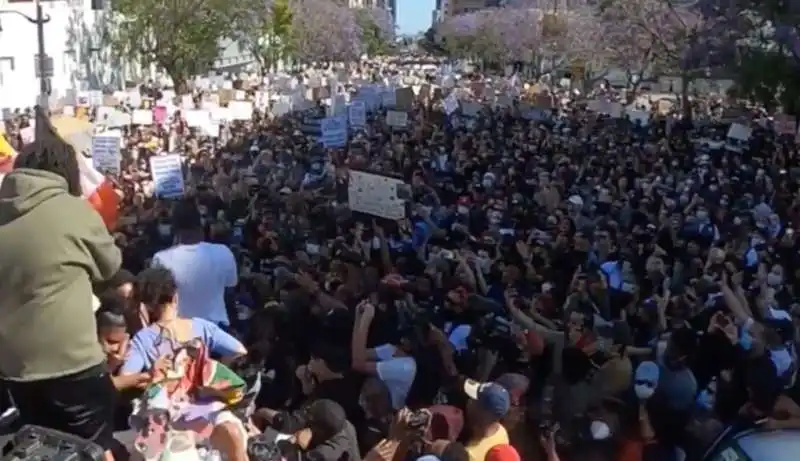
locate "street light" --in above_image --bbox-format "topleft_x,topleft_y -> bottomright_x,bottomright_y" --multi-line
0,0 -> 51,112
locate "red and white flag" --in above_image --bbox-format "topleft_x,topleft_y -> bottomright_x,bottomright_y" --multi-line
76,152 -> 120,230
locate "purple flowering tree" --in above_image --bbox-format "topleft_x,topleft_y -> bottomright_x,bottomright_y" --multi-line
354,7 -> 395,57
289,0 -> 363,62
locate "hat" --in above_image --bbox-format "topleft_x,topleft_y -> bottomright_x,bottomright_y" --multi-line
485,445 -> 520,461
568,195 -> 584,207
463,379 -> 510,420
635,361 -> 660,386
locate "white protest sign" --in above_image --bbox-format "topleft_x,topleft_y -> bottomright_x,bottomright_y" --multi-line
91,133 -> 122,175
627,109 -> 650,126
348,170 -> 408,220
149,154 -> 185,199
320,115 -> 348,148
210,107 -> 231,124
181,95 -> 194,110
201,121 -> 219,138
184,109 -> 210,128
443,93 -> 459,115
132,109 -> 153,125
348,100 -> 366,128
386,110 -> 408,129
228,101 -> 253,121
728,123 -> 752,141
272,100 -> 291,117
381,88 -> 396,107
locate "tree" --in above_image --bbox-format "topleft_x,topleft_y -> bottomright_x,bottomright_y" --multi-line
107,0 -> 233,93
289,0 -> 363,62
724,0 -> 800,114
231,0 -> 294,75
354,7 -> 395,57
595,0 -> 744,116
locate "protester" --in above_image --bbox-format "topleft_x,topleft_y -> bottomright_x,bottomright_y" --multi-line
0,111 -> 122,461
3,55 -> 800,461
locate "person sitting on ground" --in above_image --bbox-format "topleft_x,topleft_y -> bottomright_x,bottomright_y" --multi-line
120,267 -> 249,461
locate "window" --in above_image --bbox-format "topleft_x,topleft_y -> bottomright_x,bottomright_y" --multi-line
0,58 -> 15,87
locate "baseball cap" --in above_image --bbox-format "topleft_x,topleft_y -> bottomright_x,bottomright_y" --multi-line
485,445 -> 520,461
463,379 -> 510,420
635,361 -> 660,386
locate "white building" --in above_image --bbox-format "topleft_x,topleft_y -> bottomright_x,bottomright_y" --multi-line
0,0 -> 128,110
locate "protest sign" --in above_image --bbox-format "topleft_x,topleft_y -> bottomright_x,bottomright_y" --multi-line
395,87 -> 414,111
133,109 -> 153,125
184,110 -> 210,128
320,115 -> 348,148
91,133 -> 121,175
381,88 -> 396,108
348,100 -> 367,128
386,111 -> 408,129
229,101 -> 253,121
443,93 -> 459,115
728,123 -> 752,141
348,170 -> 408,220
149,154 -> 185,198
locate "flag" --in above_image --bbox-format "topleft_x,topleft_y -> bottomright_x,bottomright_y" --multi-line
33,107 -> 120,230
77,149 -> 119,230
0,134 -> 17,173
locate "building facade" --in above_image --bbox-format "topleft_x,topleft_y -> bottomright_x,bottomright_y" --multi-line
0,0 -> 125,110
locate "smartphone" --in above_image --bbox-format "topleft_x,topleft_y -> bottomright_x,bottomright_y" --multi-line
407,410 -> 431,429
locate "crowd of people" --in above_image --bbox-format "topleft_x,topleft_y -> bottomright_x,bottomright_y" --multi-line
0,58 -> 798,461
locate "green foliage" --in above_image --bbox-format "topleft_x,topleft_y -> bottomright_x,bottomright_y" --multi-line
231,0 -> 294,74
108,0 -> 234,92
354,9 -> 393,57
728,47 -> 800,114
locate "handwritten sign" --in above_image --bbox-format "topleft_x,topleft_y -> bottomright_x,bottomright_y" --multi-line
348,170 -> 407,220
149,154 -> 185,198
91,134 -> 121,175
320,115 -> 348,148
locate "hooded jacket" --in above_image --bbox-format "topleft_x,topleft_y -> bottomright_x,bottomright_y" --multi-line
0,168 -> 121,381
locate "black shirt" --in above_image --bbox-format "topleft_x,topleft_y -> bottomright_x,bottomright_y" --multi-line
274,374 -> 364,434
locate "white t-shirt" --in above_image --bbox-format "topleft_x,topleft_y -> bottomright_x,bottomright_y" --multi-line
152,242 -> 237,325
374,344 -> 417,409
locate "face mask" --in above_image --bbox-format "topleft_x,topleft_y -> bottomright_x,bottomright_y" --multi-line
696,389 -> 714,410
158,224 -> 171,237
305,243 -> 320,255
696,211 -> 709,221
767,273 -> 783,287
589,421 -> 611,440
372,237 -> 381,250
457,206 -> 469,215
634,384 -> 655,400
739,329 -> 753,350
482,179 -> 494,189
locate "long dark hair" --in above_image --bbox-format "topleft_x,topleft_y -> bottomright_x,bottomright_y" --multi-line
13,108 -> 81,197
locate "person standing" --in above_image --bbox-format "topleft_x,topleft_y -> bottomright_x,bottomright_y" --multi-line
0,117 -> 122,459
151,200 -> 238,328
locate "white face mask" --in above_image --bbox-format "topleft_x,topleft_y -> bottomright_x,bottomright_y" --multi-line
590,421 -> 611,440
767,272 -> 783,287
634,384 -> 655,400
457,206 -> 469,215
158,224 -> 172,237
372,237 -> 381,250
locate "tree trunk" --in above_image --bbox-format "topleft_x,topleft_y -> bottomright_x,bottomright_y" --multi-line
681,72 -> 692,120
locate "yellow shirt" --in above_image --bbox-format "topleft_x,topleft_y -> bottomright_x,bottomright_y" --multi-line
465,425 -> 509,461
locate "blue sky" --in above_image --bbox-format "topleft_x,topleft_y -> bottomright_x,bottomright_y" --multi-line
397,0 -> 436,35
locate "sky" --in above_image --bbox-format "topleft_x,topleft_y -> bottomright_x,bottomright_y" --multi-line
396,0 -> 436,36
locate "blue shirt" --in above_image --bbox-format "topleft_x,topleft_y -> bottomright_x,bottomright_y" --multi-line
121,318 -> 244,374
